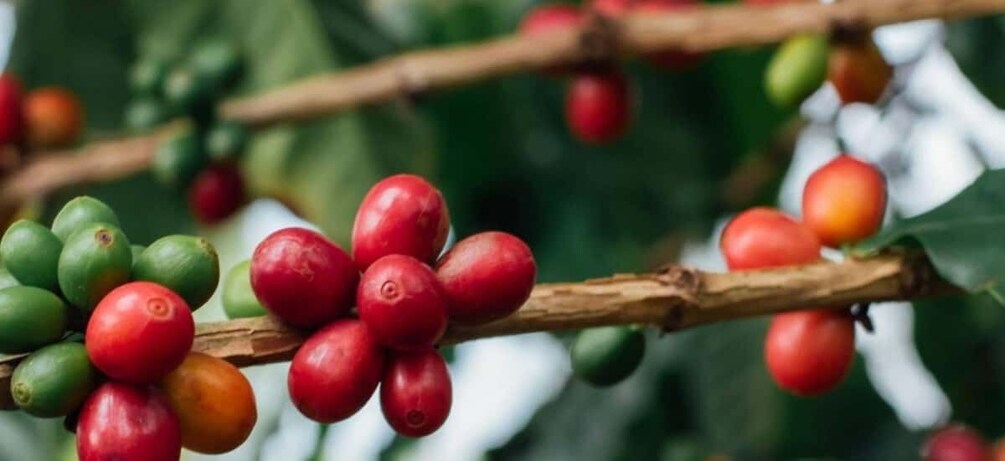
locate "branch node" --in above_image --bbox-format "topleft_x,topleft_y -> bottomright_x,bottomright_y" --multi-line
580,13 -> 621,64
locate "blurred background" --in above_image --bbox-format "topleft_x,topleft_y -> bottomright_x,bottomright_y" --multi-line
3,0 -> 1005,460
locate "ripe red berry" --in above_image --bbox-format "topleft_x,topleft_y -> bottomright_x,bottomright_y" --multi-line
24,87 -> 83,148
288,320 -> 385,423
358,255 -> 448,351
802,155 -> 887,248
85,281 -> 194,383
352,174 -> 451,271
76,382 -> 181,461
764,310 -> 855,396
519,4 -> 582,36
381,349 -> 452,438
566,71 -> 632,144
829,35 -> 892,105
635,0 -> 702,70
188,163 -> 246,225
720,207 -> 821,271
435,231 -> 536,325
923,424 -> 991,461
251,228 -> 359,329
590,0 -> 630,16
0,73 -> 23,145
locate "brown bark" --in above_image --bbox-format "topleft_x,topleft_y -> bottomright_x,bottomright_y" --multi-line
0,253 -> 959,410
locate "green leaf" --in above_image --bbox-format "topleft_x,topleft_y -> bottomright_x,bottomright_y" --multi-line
857,168 -> 1005,293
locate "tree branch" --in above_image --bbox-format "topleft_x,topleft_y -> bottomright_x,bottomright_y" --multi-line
1,0 -> 1003,210
0,252 -> 962,409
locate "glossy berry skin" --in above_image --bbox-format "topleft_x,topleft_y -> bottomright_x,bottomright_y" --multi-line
566,71 -> 631,144
381,349 -> 452,438
764,310 -> 855,396
351,174 -> 450,271
160,352 -> 257,454
435,231 -> 536,325
0,73 -> 23,145
288,320 -> 385,423
720,207 -> 821,271
24,87 -> 83,148
85,282 -> 194,384
802,155 -> 887,248
76,382 -> 182,461
358,255 -> 448,351
922,424 -> 990,461
188,162 -> 246,225
251,228 -> 359,329
829,36 -> 892,105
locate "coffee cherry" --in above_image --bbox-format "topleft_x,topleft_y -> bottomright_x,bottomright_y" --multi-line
435,231 -> 536,325
205,121 -> 249,162
358,255 -> 448,351
0,286 -> 68,354
124,97 -> 171,132
190,40 -> 243,92
222,260 -> 267,319
130,57 -> 170,97
85,281 -> 194,383
764,310 -> 855,396
922,424 -> 990,461
11,342 -> 96,418
571,326 -> 645,387
519,4 -> 582,36
160,352 -> 257,454
765,35 -> 829,108
1,219 -> 62,291
352,174 -> 451,271
829,34 -> 892,105
51,196 -> 121,242
802,155 -> 887,248
76,382 -> 181,461
132,235 -> 220,310
57,223 -> 132,311
288,320 -> 385,423
381,349 -> 452,438
154,123 -> 208,189
565,70 -> 631,144
720,208 -> 821,270
188,163 -> 246,225
0,73 -> 23,145
163,67 -> 214,116
251,228 -> 359,329
590,0 -> 629,16
24,87 -> 83,149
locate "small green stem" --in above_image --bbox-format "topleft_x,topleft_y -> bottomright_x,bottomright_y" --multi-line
308,424 -> 330,461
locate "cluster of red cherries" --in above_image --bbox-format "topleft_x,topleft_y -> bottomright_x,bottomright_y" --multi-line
720,154 -> 887,396
518,0 -> 702,144
0,72 -> 83,177
250,174 -> 537,437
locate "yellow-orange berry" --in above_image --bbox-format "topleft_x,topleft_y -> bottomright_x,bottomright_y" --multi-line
802,155 -> 887,248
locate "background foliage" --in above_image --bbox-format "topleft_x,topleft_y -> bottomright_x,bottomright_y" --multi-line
6,0 -> 1005,460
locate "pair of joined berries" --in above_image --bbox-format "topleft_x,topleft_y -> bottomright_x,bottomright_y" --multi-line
0,73 -> 83,155
518,0 -> 702,144
720,154 -> 887,396
250,174 -> 537,437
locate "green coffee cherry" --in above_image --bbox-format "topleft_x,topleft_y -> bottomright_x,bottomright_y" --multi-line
190,40 -> 243,91
1,220 -> 62,291
0,286 -> 68,354
57,224 -> 132,311
51,196 -> 121,242
765,34 -> 830,108
153,123 -> 207,189
129,57 -> 170,96
163,67 -> 214,116
130,244 -> 146,263
132,235 -> 219,310
205,121 -> 249,162
0,266 -> 19,290
571,326 -> 646,387
11,342 -> 97,418
222,260 -> 266,319
124,97 -> 172,131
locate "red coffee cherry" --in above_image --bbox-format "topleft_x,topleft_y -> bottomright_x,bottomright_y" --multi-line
352,174 -> 451,271
566,71 -> 632,144
764,310 -> 855,396
288,320 -> 385,423
519,4 -> 582,35
358,255 -> 448,351
85,281 -> 194,384
590,0 -> 630,16
381,349 -> 452,438
435,231 -> 536,325
24,87 -> 83,149
829,34 -> 893,105
720,207 -> 821,270
251,228 -> 359,329
802,155 -> 887,248
76,382 -> 181,461
188,163 -> 246,225
636,0 -> 702,70
923,424 -> 991,461
0,73 -> 23,145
